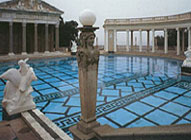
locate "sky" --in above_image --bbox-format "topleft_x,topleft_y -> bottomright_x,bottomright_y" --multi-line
1,0 -> 191,45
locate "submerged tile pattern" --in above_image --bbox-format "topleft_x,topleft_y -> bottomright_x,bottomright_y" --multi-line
0,55 -> 191,136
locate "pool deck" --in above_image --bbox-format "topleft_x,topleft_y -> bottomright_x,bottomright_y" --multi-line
0,50 -> 186,62
0,118 -> 39,140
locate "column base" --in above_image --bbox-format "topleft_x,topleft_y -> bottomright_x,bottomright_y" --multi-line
70,120 -> 100,140
8,52 -> 15,56
21,52 -> 27,55
44,51 -> 50,54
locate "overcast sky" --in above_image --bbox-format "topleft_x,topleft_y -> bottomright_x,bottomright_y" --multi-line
1,0 -> 191,45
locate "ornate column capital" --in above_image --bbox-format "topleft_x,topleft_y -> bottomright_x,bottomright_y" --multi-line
77,31 -> 100,70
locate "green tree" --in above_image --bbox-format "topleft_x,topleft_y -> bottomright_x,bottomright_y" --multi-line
59,17 -> 79,48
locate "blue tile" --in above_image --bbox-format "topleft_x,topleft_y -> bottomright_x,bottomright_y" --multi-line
34,84 -> 51,90
0,85 -> 4,91
43,102 -> 68,113
176,119 -> 190,125
125,102 -> 154,115
116,86 -> 132,92
185,112 -> 191,120
165,87 -> 187,95
144,84 -> 154,88
45,113 -> 64,120
97,117 -> 119,128
160,102 -> 190,116
127,118 -> 155,128
134,87 -> 145,92
66,98 -> 81,107
97,96 -> 105,102
106,108 -> 138,126
128,82 -> 143,88
107,97 -> 119,102
50,81 -> 68,87
53,97 -> 68,102
39,88 -> 59,95
58,85 -> 74,91
102,89 -> 119,96
44,78 -> 60,83
141,96 -> 166,107
184,91 -> 191,98
32,80 -> 44,86
121,92 -> 132,97
145,110 -> 178,125
174,96 -> 191,107
154,91 -> 177,100
68,107 -> 81,115
31,91 -> 40,97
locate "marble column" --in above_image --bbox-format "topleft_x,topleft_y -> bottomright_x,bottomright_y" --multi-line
34,23 -> 38,54
152,29 -> 155,53
55,23 -> 59,51
22,22 -> 27,55
188,27 -> 191,48
164,28 -> 168,54
176,28 -> 180,55
131,31 -> 133,51
105,29 -> 108,52
126,29 -> 129,52
139,29 -> 142,52
147,30 -> 150,52
182,29 -> 185,52
69,26 -> 100,140
8,22 -> 14,56
114,29 -> 117,52
45,23 -> 49,53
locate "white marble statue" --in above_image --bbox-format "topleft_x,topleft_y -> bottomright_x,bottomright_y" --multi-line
182,46 -> 191,67
0,58 -> 37,115
71,41 -> 78,53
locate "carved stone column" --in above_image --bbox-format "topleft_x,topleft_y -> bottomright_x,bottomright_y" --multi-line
126,29 -> 129,52
152,29 -> 155,53
139,29 -> 142,52
114,29 -> 117,52
164,28 -> 168,54
55,23 -> 59,51
34,23 -> 38,54
22,22 -> 27,55
176,28 -> 180,55
147,30 -> 150,52
45,23 -> 49,53
131,30 -> 133,51
8,22 -> 14,56
70,26 -> 100,140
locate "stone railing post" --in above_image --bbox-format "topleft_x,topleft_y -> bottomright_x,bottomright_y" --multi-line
69,9 -> 100,140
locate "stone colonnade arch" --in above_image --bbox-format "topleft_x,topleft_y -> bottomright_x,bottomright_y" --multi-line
103,11 -> 191,55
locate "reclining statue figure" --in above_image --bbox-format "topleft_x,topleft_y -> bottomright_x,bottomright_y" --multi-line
0,58 -> 37,115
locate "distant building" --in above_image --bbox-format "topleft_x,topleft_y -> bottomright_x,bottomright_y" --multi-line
0,0 -> 63,55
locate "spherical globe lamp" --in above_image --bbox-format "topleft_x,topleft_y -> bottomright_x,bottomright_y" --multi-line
79,9 -> 96,26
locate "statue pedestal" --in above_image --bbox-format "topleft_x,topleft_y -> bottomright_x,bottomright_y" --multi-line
181,66 -> 191,75
2,108 -> 21,121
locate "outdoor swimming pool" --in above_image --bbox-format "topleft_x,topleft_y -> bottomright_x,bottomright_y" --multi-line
0,55 -> 191,136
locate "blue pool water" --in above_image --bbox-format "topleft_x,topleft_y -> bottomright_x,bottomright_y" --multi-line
0,55 -> 191,136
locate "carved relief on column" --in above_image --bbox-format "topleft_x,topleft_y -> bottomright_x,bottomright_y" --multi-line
77,31 -> 100,70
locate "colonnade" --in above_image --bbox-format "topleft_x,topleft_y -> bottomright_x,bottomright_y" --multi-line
104,27 -> 191,55
8,21 -> 59,55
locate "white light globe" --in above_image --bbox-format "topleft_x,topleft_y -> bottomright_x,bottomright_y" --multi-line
79,9 -> 96,26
